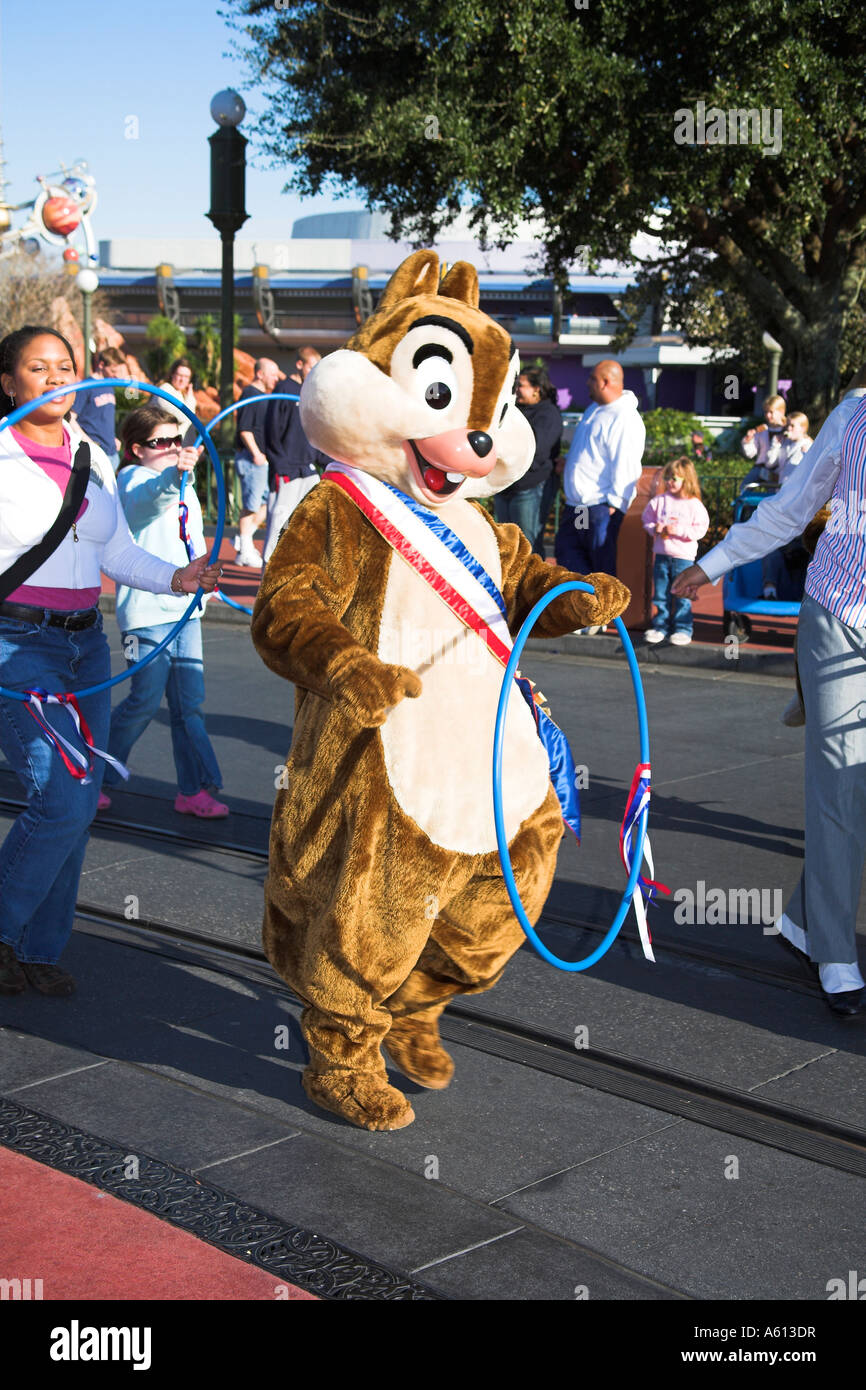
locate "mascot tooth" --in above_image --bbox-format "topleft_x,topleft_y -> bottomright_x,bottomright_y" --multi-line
252,249 -> 630,1131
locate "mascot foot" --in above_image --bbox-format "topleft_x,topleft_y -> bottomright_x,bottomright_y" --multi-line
384,1016 -> 455,1090
302,1068 -> 415,1131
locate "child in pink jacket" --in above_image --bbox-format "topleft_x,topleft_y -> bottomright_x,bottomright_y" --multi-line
642,457 -> 710,646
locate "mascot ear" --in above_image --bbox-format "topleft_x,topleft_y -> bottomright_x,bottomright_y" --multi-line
439,260 -> 479,309
376,248 -> 440,310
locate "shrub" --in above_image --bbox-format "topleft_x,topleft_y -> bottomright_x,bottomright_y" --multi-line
641,408 -> 704,467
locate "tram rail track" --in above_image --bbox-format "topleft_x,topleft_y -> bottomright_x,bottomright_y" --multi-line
0,793 -> 824,997
4,782 -> 862,1177
75,899 -> 866,1182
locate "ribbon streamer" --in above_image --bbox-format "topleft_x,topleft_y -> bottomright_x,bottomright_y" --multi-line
618,762 -> 670,962
24,689 -> 129,785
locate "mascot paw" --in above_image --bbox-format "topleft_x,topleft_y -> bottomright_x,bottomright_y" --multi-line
569,572 -> 631,628
331,652 -> 423,727
384,1017 -> 455,1090
302,1068 -> 416,1130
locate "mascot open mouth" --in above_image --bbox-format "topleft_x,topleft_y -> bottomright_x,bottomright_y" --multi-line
406,440 -> 465,498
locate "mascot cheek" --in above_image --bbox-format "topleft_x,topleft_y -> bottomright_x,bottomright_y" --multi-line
300,351 -> 432,468
464,408 -> 536,499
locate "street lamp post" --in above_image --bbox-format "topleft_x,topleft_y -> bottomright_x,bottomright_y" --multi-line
762,330 -> 783,399
206,90 -> 248,411
76,267 -> 100,377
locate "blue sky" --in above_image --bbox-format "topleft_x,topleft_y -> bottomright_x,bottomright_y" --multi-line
0,0 -> 351,244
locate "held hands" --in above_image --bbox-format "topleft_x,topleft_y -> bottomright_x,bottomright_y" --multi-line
175,448 -> 199,475
670,564 -> 709,600
172,556 -> 223,594
330,650 -> 423,727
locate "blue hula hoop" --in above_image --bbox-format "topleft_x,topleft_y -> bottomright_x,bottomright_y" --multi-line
180,391 -> 301,618
0,377 -> 225,703
493,580 -> 651,972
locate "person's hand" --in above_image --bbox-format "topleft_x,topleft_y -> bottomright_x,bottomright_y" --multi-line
743,428 -> 756,443
175,447 -> 198,474
656,523 -> 669,537
172,557 -> 222,594
671,564 -> 709,599
608,505 -> 617,515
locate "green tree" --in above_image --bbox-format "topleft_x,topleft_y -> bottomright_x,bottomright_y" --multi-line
143,314 -> 186,384
228,0 -> 866,424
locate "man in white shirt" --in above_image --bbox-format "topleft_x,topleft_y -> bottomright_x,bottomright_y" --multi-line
554,360 -> 645,588
672,382 -> 866,1017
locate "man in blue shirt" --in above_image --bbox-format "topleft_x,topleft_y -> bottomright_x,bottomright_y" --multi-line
71,347 -> 127,471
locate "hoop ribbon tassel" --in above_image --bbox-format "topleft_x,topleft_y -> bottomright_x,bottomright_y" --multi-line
619,762 -> 669,962
25,690 -> 129,785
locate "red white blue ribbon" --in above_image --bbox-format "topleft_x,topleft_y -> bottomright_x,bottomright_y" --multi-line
619,762 -> 669,962
24,689 -> 129,785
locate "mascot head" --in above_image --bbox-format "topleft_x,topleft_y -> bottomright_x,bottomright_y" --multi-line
299,249 -> 535,508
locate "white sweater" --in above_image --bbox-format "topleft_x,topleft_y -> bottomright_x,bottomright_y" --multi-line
0,420 -> 176,599
115,464 -> 209,631
562,391 -> 646,511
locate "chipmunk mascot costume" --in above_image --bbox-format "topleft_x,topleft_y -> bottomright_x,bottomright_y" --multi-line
252,250 -> 629,1131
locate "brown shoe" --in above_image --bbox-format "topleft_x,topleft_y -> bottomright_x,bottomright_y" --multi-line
384,1016 -> 455,1090
21,962 -> 76,997
0,942 -> 26,995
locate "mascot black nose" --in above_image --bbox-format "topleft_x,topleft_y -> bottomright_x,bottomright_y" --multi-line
467,431 -> 493,457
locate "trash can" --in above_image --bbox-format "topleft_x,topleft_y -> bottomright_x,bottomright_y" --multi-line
615,466 -> 659,630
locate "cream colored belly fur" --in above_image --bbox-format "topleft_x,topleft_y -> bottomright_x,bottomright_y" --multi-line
377,501 -> 552,854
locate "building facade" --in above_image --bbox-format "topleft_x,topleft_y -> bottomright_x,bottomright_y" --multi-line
98,210 -> 738,417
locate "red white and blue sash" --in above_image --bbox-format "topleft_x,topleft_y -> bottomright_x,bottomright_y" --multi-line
324,462 -> 582,841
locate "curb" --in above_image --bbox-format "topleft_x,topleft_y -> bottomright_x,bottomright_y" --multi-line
525,632 -> 795,677
98,597 -> 794,672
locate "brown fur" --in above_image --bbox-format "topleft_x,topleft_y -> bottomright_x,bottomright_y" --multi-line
251,250 -> 630,1130
253,484 -> 627,1122
344,248 -> 513,434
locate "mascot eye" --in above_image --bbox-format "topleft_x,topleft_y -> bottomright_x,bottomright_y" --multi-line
425,381 -> 451,409
413,353 -> 460,414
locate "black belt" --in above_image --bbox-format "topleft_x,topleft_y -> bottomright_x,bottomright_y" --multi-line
0,601 -> 99,630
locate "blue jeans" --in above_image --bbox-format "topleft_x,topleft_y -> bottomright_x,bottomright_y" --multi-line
554,502 -> 624,575
235,453 -> 269,510
651,555 -> 694,635
0,612 -> 110,963
494,481 -> 546,554
104,619 -> 222,796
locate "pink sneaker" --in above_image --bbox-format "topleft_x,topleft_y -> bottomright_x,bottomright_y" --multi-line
97,792 -> 112,811
174,789 -> 229,819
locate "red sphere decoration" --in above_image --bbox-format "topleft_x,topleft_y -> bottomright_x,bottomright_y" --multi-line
62,247 -> 79,263
42,196 -> 81,237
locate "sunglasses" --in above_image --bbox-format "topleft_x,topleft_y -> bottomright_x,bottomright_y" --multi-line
143,435 -> 183,450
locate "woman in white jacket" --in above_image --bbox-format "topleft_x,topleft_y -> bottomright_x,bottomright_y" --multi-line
0,326 -> 221,998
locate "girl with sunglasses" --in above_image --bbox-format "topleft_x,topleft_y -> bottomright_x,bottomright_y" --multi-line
0,328 -> 221,999
99,405 -> 229,819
